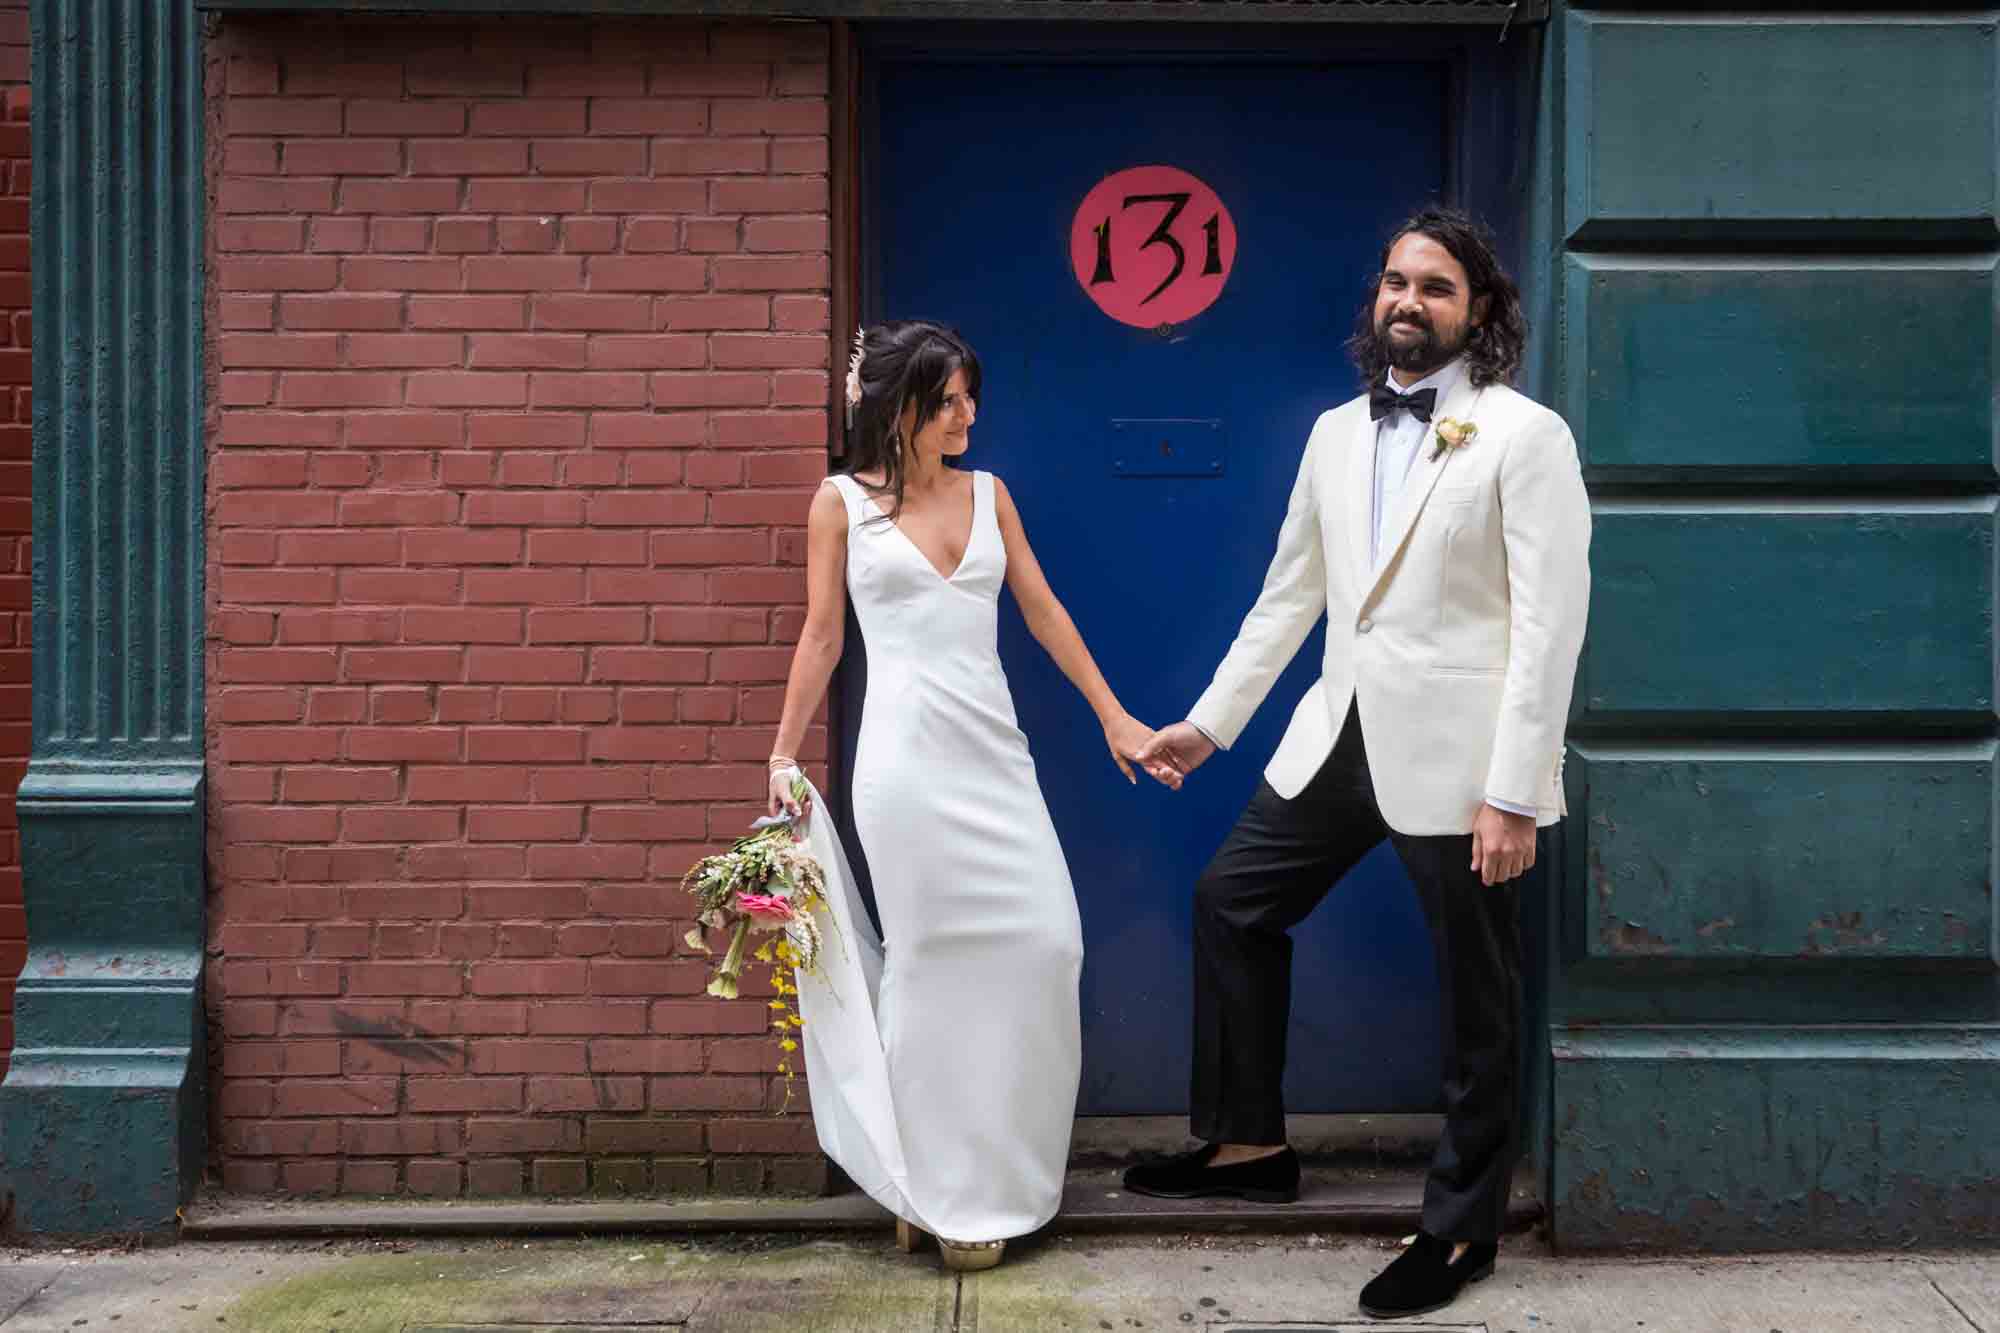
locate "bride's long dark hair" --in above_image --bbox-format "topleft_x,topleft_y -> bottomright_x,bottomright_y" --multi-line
844,320 -> 982,522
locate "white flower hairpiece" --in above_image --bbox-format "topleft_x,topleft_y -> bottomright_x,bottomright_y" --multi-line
844,326 -> 865,410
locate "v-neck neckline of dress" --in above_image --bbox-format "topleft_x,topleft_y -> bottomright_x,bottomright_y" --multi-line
856,473 -> 979,585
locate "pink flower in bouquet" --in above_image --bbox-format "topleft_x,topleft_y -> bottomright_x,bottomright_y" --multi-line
735,892 -> 795,926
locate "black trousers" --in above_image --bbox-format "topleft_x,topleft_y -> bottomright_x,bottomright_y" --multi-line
1190,703 -> 1526,1244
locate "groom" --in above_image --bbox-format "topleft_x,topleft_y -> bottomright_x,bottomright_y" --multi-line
1128,208 -> 1591,1321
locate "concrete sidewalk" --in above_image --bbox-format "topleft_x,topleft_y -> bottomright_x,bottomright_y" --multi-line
0,1232 -> 1991,1332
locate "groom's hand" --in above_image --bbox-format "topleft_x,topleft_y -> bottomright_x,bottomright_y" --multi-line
1471,803 -> 1537,886
1136,722 -> 1216,791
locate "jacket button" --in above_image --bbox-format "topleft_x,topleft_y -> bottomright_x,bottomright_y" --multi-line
1357,618 -> 1374,634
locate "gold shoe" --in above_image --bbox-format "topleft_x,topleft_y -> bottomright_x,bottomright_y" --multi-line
938,1238 -> 1005,1272
895,1217 -> 929,1253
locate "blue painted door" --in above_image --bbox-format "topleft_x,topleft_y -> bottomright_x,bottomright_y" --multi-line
870,60 -> 1448,1114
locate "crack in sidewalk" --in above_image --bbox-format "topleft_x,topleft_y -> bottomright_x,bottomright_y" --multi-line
1932,1275 -> 1987,1332
955,1272 -> 977,1332
0,1269 -> 67,1328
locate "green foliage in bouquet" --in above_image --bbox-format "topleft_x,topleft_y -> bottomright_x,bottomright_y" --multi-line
680,773 -> 830,1106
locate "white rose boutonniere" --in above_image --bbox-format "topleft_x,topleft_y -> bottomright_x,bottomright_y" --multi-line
1429,416 -> 1478,462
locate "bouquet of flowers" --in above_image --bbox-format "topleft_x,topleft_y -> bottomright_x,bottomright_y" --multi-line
680,772 -> 830,1099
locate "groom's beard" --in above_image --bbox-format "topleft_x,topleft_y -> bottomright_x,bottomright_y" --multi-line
1375,311 -> 1470,379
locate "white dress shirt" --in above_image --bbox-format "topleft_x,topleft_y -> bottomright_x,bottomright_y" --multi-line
1373,358 -> 1465,567
1190,355 -> 1540,821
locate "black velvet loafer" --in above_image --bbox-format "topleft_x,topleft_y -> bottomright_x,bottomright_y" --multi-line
1358,1230 -> 1497,1319
1120,1143 -> 1300,1203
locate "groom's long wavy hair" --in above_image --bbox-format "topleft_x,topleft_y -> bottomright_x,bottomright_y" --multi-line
844,320 -> 983,523
1346,207 -> 1527,390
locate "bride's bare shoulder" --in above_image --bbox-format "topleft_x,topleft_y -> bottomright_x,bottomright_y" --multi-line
808,477 -> 848,524
986,471 -> 1020,514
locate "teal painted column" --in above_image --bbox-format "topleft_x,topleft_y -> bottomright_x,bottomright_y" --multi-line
0,0 -> 206,1235
1548,5 -> 2000,1250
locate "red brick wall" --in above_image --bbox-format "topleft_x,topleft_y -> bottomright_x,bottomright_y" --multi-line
0,0 -> 32,1077
208,15 -> 829,1197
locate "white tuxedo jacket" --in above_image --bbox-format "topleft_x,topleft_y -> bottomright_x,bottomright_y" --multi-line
1187,377 -> 1591,836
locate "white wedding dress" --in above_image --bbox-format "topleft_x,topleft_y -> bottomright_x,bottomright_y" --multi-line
792,468 -> 1083,1243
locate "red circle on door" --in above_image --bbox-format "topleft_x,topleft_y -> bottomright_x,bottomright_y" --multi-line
1070,165 -> 1237,329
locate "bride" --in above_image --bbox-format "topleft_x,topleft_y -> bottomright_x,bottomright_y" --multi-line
764,320 -> 1163,1270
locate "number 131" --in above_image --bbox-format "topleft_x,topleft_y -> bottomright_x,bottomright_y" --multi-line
1090,191 -> 1227,305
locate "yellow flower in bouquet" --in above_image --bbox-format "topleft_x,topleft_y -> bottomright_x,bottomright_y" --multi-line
679,772 -> 832,1104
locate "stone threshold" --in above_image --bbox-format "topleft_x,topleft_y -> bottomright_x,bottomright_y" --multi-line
181,1162 -> 1541,1242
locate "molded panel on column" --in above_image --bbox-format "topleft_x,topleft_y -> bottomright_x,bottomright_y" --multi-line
1566,15 -> 1999,241
1569,745 -> 1995,962
1578,503 -> 1996,726
1565,256 -> 1998,483
1552,1027 -> 2000,1250
3,775 -> 206,1234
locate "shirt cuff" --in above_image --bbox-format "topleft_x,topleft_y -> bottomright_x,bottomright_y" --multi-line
1187,720 -> 1225,751
1485,795 -> 1538,818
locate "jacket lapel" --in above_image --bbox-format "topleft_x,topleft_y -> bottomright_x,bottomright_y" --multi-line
1342,400 -> 1376,595
1363,378 -> 1485,595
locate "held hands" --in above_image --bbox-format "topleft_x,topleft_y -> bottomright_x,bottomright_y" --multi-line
1103,713 -> 1190,788
1471,803 -> 1536,887
1133,721 -> 1216,792
1101,712 -> 1158,785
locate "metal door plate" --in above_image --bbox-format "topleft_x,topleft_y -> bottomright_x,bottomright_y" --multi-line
1111,418 -> 1225,477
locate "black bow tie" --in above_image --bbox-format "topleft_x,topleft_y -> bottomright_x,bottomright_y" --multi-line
1369,382 -> 1437,424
